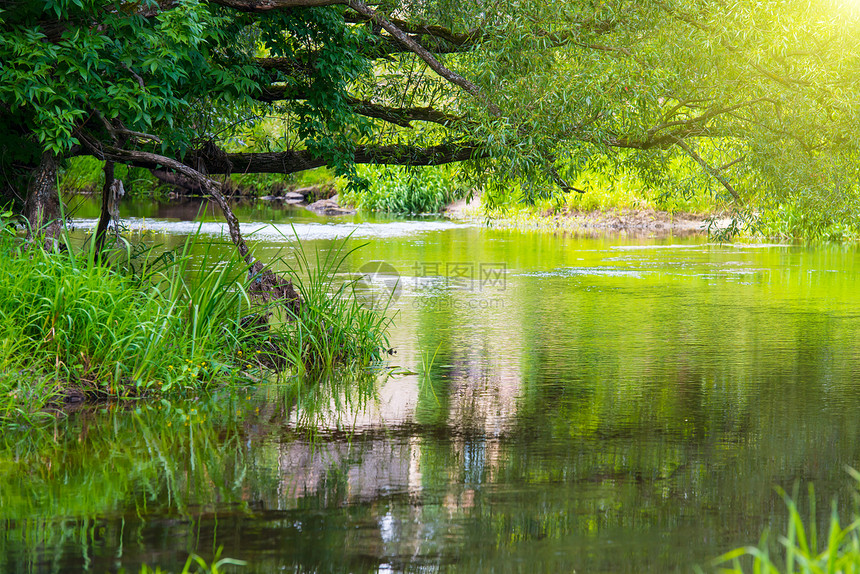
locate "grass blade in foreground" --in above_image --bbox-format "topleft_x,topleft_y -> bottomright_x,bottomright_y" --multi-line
708,478 -> 860,573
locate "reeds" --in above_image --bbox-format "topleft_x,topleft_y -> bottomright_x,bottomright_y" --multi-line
0,225 -> 392,425
262,230 -> 393,377
708,477 -> 860,573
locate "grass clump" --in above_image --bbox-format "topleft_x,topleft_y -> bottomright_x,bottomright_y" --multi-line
709,476 -> 860,573
0,234 -> 253,422
0,226 -> 392,425
248,232 -> 393,377
140,550 -> 245,574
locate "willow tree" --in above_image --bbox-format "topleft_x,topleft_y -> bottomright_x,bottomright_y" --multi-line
3,0 -> 860,245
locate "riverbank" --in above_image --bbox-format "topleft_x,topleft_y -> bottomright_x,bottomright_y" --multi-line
443,193 -> 729,236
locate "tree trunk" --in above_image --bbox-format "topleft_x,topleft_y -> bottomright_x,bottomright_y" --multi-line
25,151 -> 63,249
150,169 -> 203,194
94,161 -> 125,257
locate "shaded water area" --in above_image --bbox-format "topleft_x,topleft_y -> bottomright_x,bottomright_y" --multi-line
4,197 -> 860,573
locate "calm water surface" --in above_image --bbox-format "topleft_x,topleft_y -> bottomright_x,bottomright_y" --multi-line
3,198 -> 860,573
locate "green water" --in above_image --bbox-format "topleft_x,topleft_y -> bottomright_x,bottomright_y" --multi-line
4,199 -> 860,573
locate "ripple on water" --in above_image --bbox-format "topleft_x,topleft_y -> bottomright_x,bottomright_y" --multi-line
515,266 -> 643,278
72,218 -> 473,240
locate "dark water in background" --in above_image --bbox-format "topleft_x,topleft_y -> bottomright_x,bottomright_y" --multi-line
3,197 -> 860,573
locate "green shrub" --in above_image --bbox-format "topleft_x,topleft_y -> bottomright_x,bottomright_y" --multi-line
342,165 -> 467,213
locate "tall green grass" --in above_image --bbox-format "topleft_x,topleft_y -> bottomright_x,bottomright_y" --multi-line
258,231 -> 393,377
708,478 -> 860,573
0,224 -> 392,425
0,234 -> 253,423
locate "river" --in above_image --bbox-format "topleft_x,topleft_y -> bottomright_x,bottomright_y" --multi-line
3,197 -> 860,573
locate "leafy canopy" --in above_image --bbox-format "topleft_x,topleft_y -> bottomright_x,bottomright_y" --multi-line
4,0 -> 860,237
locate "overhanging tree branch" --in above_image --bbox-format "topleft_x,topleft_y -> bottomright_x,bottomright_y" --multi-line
254,82 -> 461,128
345,13 -> 617,47
344,13 -> 481,46
349,99 -> 461,127
646,98 -> 778,139
222,143 -> 486,174
79,131 -> 303,304
209,0 -> 345,10
346,0 -> 502,116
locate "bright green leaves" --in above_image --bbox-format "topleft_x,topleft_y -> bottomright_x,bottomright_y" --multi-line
253,7 -> 371,180
1,0 -> 372,187
0,0 -> 267,161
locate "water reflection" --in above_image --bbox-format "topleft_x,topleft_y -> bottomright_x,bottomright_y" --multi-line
4,198 -> 860,572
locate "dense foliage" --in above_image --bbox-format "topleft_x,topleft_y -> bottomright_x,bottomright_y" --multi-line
4,0 -> 860,236
342,165 -> 467,213
0,0 -> 367,208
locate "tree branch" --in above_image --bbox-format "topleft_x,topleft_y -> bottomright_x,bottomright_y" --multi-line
346,13 -> 616,47
255,57 -> 315,78
254,82 -> 461,127
346,0 -> 501,116
77,130 -> 302,306
646,98 -> 778,139
609,125 -> 721,150
256,84 -> 310,102
344,13 -> 481,46
349,99 -> 460,127
671,138 -> 741,202
222,143 -> 486,174
78,130 -> 255,263
209,0 -> 346,10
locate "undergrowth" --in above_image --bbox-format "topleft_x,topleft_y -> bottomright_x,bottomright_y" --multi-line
342,165 -> 468,213
0,223 -> 391,426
